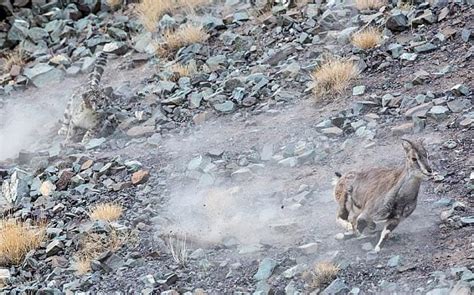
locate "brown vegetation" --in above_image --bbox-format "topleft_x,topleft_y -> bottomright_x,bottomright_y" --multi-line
89,203 -> 123,222
303,261 -> 340,289
354,0 -> 385,10
0,219 -> 45,266
352,27 -> 382,49
137,0 -> 209,32
157,24 -> 208,57
312,58 -> 358,97
170,62 -> 198,79
73,229 -> 128,275
1,48 -> 25,74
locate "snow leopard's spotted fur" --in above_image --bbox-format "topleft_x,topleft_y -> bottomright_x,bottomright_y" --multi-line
58,52 -> 116,143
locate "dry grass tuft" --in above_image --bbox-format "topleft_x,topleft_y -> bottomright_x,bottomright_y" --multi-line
354,0 -> 385,10
303,261 -> 340,289
137,0 -> 209,32
170,62 -> 198,79
72,257 -> 92,275
1,48 -> 25,74
89,203 -> 123,222
106,0 -> 122,9
73,229 -> 130,275
164,24 -> 209,50
0,219 -> 45,266
168,234 -> 188,267
157,24 -> 208,57
352,27 -> 382,49
136,0 -> 173,32
311,58 -> 358,97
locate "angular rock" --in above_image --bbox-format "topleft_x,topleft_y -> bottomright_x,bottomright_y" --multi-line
46,240 -> 63,256
7,19 -> 29,42
1,168 -> 31,205
40,180 -> 56,197
322,127 -> 343,136
253,258 -> 277,281
451,84 -> 469,96
24,64 -> 64,87
321,278 -> 350,295
405,102 -> 433,118
447,99 -> 471,113
103,42 -> 129,55
387,255 -> 401,267
213,101 -> 235,113
126,125 -> 155,137
352,85 -> 366,96
132,170 -> 150,185
386,13 -> 408,32
428,106 -> 449,120
231,167 -> 253,181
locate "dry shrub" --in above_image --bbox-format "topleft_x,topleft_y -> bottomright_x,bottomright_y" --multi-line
303,261 -> 340,289
137,0 -> 209,32
158,24 -> 208,56
1,48 -> 25,74
136,0 -> 174,32
0,219 -> 45,266
170,62 -> 198,79
167,234 -> 187,266
352,27 -> 382,49
89,203 -> 123,222
164,24 -> 208,49
312,58 -> 358,97
73,229 -> 129,275
72,257 -> 92,275
354,0 -> 385,10
106,0 -> 122,9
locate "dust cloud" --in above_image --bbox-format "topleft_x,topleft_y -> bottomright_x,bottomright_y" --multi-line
0,81 -> 74,160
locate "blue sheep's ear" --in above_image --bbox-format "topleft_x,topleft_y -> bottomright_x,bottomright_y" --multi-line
401,138 -> 413,152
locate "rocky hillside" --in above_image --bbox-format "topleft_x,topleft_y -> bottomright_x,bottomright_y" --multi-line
0,0 -> 473,294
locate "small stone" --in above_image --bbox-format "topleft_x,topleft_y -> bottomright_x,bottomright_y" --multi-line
39,180 -> 56,197
278,157 -> 298,168
321,127 -> 343,136
447,99 -> 471,113
132,170 -> 150,185
428,106 -> 449,120
451,84 -> 469,96
282,264 -> 305,279
335,232 -> 356,240
391,122 -> 413,135
412,70 -> 430,85
414,43 -> 437,53
387,255 -> 401,267
321,278 -> 350,295
85,138 -> 106,149
386,13 -> 408,31
405,102 -> 433,118
231,168 -> 253,181
213,101 -> 235,113
127,125 -> 155,137
400,53 -> 417,61
0,268 -> 10,280
253,258 -> 277,281
298,243 -> 319,254
24,63 -> 64,87
233,11 -> 249,22
103,42 -> 129,55
46,240 -> 63,256
352,85 -> 366,96
461,29 -> 471,43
